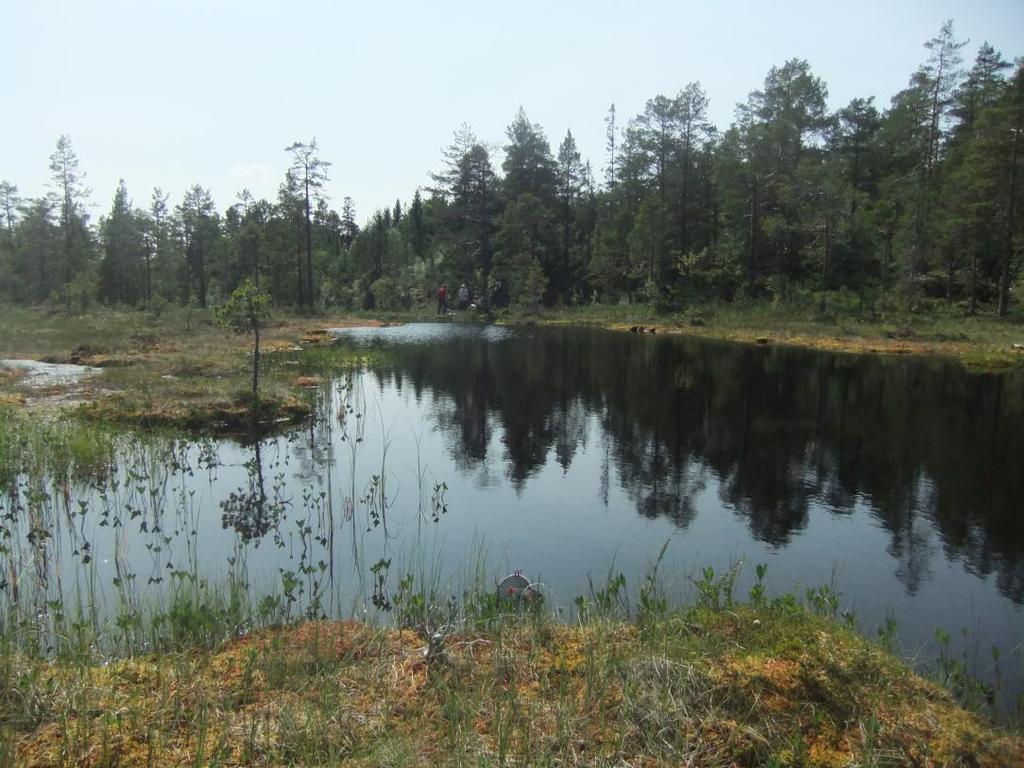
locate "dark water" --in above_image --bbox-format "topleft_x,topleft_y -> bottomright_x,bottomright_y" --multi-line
3,323 -> 1022,702
326,324 -> 1024,666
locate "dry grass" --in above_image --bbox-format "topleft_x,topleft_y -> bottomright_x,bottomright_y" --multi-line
0,306 -> 387,433
507,301 -> 1024,370
5,609 -> 1021,767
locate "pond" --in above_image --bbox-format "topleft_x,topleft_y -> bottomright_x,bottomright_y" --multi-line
2,323 -> 1022,703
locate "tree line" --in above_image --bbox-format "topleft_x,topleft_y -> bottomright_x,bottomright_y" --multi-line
1,21 -> 1021,316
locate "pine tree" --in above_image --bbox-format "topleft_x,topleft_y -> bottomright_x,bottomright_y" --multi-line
340,196 -> 359,247
951,43 -> 1011,138
432,127 -> 501,297
276,169 -> 306,306
675,82 -> 715,255
555,130 -> 585,300
428,123 -> 478,202
911,21 -> 966,291
409,189 -> 426,262
11,199 -> 59,302
747,59 -> 831,291
215,279 -> 271,397
495,193 -> 554,304
603,103 -> 617,193
633,94 -> 678,202
176,185 -> 219,307
285,139 -> 331,308
146,188 -> 172,302
99,180 -> 146,305
942,45 -> 1010,307
48,135 -> 93,311
997,63 -> 1024,315
502,108 -> 557,202
0,181 -> 17,241
835,97 -> 882,206
0,182 -> 18,301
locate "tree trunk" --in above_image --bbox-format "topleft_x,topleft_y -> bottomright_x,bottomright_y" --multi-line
145,244 -> 152,303
712,200 -> 719,247
748,176 -> 759,288
822,214 -> 832,291
679,141 -> 690,253
999,77 -> 1022,317
296,245 -> 304,306
183,240 -> 192,305
198,245 -> 207,308
882,226 -> 893,289
252,321 -> 260,397
63,226 -> 72,314
562,200 -> 571,300
969,247 -> 977,315
304,177 -> 314,308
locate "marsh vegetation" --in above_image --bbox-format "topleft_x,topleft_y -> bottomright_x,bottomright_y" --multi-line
1,315 -> 1022,764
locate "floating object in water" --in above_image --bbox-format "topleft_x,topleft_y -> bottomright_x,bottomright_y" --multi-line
755,337 -> 769,345
497,570 -> 543,605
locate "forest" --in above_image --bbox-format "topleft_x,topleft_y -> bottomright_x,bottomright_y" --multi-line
1,21 -> 1021,318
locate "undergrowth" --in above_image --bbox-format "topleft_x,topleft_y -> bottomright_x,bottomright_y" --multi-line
1,558 -> 1022,767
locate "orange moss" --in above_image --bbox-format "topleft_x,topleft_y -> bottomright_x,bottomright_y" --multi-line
604,321 -> 1021,369
9,618 -> 1024,767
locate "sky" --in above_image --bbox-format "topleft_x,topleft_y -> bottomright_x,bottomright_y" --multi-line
4,0 -> 1023,224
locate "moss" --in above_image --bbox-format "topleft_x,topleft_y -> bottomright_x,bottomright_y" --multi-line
498,302 -> 1024,371
7,609 -> 1022,767
76,391 -> 313,436
0,307 -> 388,433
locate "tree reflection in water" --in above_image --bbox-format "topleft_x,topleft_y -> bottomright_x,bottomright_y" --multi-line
337,326 -> 1024,603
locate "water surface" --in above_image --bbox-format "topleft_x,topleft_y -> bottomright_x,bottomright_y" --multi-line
3,323 -> 1022,701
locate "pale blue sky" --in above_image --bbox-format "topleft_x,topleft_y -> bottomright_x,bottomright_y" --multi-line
4,0 -> 1023,223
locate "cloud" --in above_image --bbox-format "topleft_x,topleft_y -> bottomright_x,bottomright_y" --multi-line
229,162 -> 278,191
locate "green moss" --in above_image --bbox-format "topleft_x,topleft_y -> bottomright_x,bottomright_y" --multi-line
498,299 -> 1024,370
75,390 -> 313,436
7,607 -> 1022,767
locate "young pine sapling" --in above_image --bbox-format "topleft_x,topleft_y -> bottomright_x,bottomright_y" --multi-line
215,279 -> 272,398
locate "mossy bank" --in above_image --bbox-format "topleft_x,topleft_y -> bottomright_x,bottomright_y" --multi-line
5,606 -> 1022,767
0,306 -> 391,434
496,299 -> 1024,371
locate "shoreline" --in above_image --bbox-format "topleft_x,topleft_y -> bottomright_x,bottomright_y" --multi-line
1,303 -> 1021,431
495,305 -> 1024,371
2,304 -> 1022,764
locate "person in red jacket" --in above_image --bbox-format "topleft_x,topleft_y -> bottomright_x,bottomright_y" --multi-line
437,284 -> 448,315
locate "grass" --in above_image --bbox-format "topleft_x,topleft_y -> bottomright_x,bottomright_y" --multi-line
3,597 -> 1021,767
0,411 -> 1020,765
0,305 -> 393,435
2,420 -> 1019,766
2,297 -> 1020,435
2,300 -> 1022,764
0,401 -> 117,487
496,294 -> 1024,370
